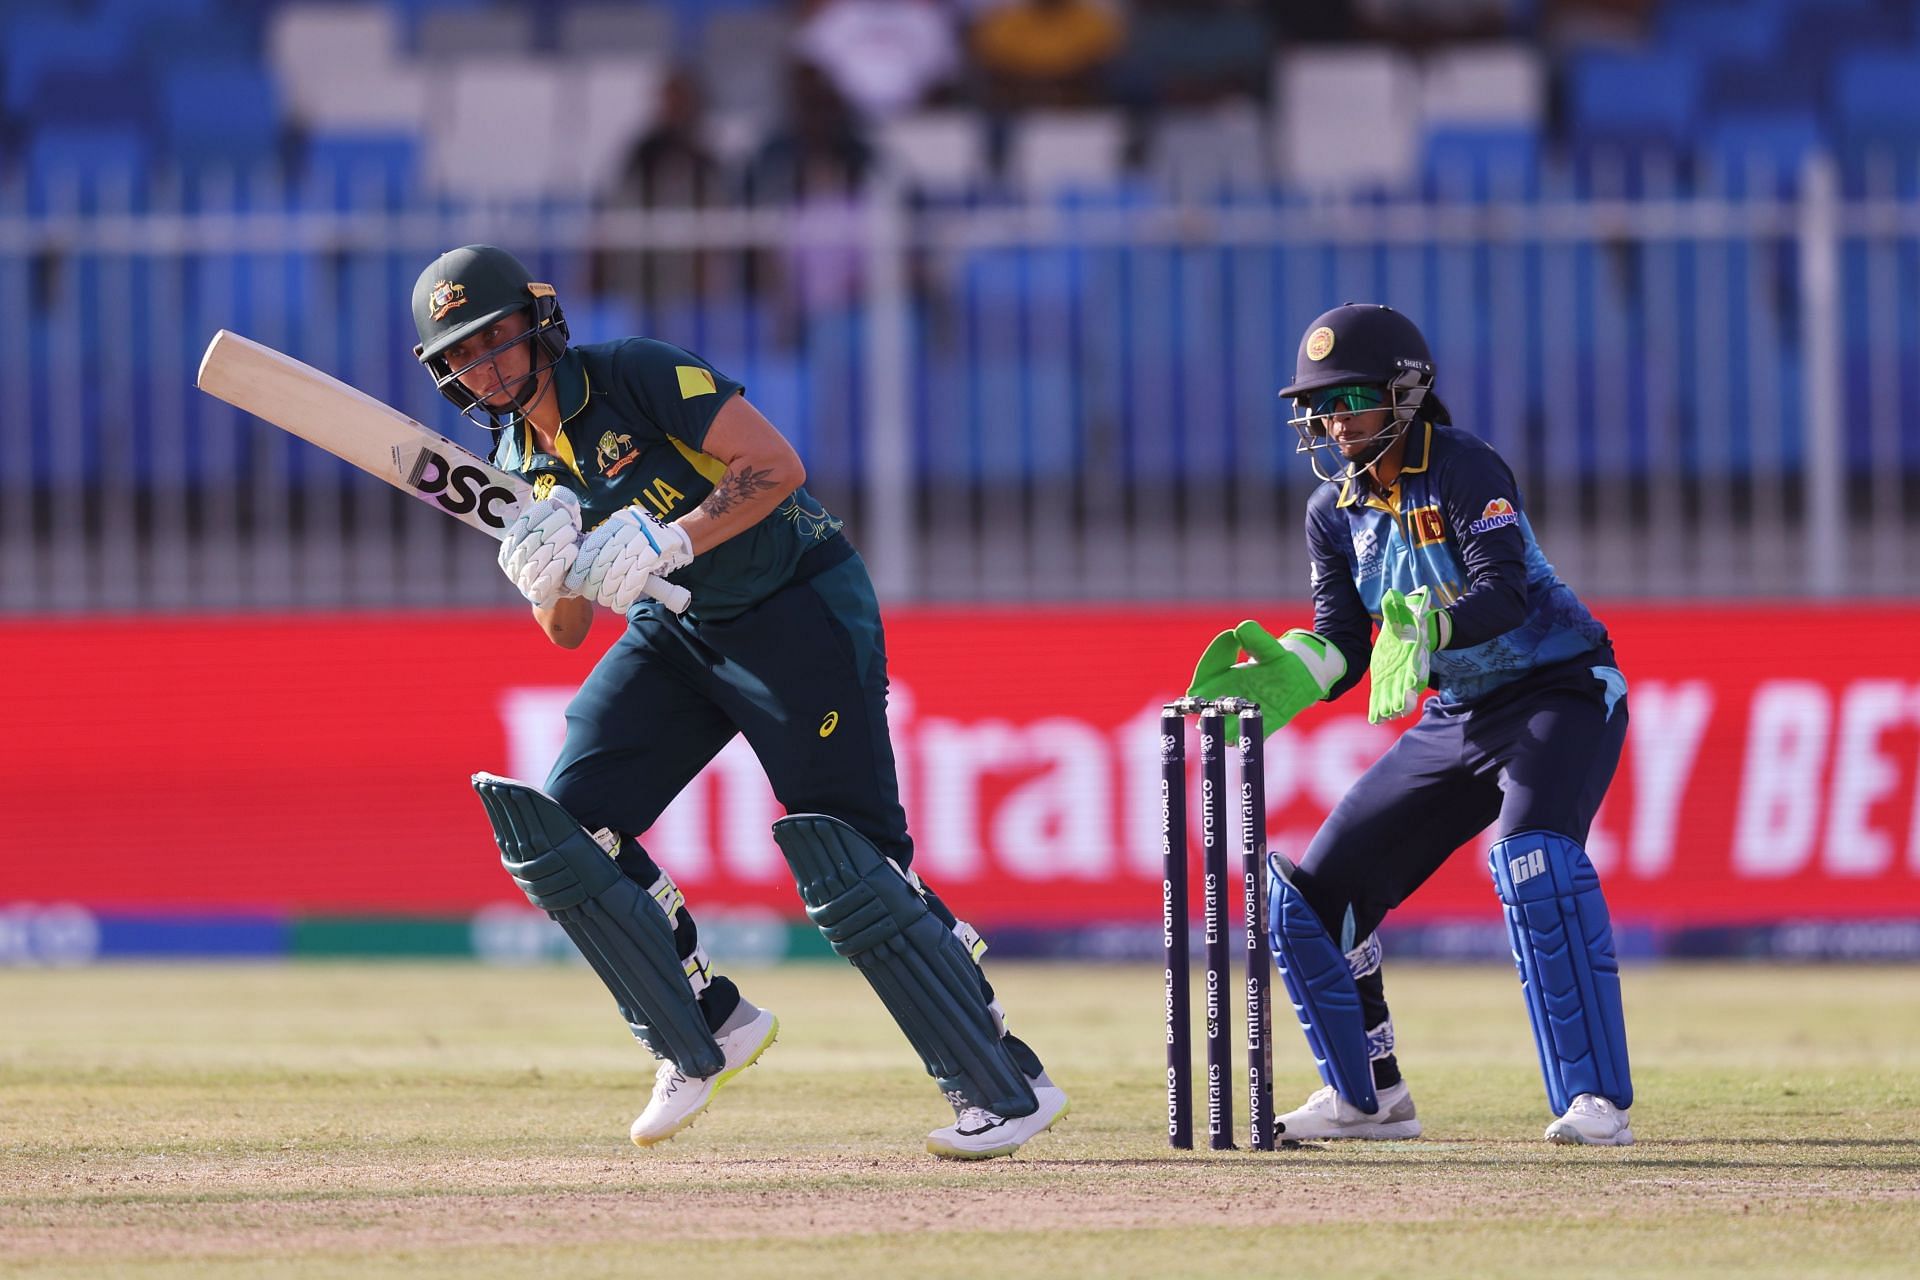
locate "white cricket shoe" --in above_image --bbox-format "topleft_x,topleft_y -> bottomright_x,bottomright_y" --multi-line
1545,1093 -> 1634,1146
629,1001 -> 778,1147
1277,1081 -> 1422,1140
926,1076 -> 1070,1160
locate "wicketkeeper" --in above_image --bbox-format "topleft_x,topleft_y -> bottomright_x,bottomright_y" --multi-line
413,245 -> 1067,1158
1187,303 -> 1634,1145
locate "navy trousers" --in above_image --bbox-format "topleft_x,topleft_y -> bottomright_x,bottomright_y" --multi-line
546,551 -> 911,869
1293,654 -> 1629,1083
541,551 -> 977,1025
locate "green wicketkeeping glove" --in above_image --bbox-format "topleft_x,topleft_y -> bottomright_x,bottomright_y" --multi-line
1187,620 -> 1347,736
1367,588 -> 1451,724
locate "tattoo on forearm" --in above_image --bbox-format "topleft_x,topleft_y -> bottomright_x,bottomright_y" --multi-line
698,464 -> 779,519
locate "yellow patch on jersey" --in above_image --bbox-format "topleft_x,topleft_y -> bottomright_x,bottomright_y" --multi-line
675,365 -> 717,399
818,711 -> 840,738
532,474 -> 556,501
1409,504 -> 1447,548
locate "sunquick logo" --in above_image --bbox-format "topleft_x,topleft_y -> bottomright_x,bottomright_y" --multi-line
1509,847 -> 1547,886
1469,497 -> 1520,535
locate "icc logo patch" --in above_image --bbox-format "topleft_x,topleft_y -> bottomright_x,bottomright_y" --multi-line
1305,326 -> 1336,361
1351,526 -> 1383,580
1468,497 -> 1519,535
1410,505 -> 1447,548
428,279 -> 467,322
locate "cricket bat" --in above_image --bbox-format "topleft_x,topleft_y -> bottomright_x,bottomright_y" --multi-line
195,329 -> 690,613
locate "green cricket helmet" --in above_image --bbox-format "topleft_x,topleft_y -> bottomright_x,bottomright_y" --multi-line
411,244 -> 569,426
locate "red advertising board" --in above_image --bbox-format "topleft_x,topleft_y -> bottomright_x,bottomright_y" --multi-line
5,606 -> 1919,925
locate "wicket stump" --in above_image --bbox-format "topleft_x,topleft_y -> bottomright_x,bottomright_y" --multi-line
1161,696 -> 1277,1151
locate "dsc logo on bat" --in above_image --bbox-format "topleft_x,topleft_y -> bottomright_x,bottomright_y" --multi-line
402,448 -> 516,529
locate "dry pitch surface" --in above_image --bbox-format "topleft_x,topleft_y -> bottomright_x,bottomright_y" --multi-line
3,961 -> 1916,1279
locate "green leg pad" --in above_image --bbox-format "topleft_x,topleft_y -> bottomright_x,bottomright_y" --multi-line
772,813 -> 1038,1118
473,772 -> 724,1078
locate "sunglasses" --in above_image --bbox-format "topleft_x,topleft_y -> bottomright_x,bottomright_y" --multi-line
1307,384 -> 1387,416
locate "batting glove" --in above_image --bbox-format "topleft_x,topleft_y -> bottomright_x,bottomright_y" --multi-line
497,487 -> 582,608
566,507 -> 695,612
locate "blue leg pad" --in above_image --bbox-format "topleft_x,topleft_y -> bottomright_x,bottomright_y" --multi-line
1266,854 -> 1378,1114
473,772 -> 724,1078
773,813 -> 1037,1118
1489,832 -> 1633,1114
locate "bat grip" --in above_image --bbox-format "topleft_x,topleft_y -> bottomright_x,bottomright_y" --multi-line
643,575 -> 692,614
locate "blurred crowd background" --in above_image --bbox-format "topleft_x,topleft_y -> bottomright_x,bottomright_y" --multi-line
2,0 -> 1919,612
10,0 -> 1916,200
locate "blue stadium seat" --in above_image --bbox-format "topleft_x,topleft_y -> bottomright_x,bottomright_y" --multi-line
1783,3 -> 1916,71
1656,2 -> 1790,65
138,15 -> 261,68
24,126 -> 149,213
1704,57 -> 1823,116
300,133 -> 421,210
1699,111 -> 1828,172
95,0 -> 217,28
1422,127 -> 1541,199
1832,53 -> 1920,146
1565,51 -> 1701,148
3,15 -> 135,116
160,63 -> 282,166
27,66 -> 154,128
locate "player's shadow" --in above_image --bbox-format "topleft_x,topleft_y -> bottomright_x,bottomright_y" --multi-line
1046,1135 -> 1920,1172
1654,1137 -> 1918,1149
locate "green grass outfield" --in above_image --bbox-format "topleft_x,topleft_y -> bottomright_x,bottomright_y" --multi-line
3,962 -> 1916,1279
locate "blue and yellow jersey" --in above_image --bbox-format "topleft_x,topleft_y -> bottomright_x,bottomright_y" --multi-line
491,338 -> 847,621
1306,421 -> 1611,706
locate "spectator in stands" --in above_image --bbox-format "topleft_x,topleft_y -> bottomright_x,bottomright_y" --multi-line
1539,0 -> 1654,49
969,0 -> 1126,110
598,67 -> 725,316
742,60 -> 875,203
794,0 -> 963,123
1262,0 -> 1359,43
741,61 -> 874,330
1115,0 -> 1273,109
1367,0 -> 1514,37
613,68 -> 722,210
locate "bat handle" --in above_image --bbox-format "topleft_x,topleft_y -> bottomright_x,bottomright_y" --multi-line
643,575 -> 692,614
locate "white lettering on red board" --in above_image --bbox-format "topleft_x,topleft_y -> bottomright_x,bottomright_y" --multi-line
499,675 -> 1920,888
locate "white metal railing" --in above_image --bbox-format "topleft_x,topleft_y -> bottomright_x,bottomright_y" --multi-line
0,154 -> 1914,613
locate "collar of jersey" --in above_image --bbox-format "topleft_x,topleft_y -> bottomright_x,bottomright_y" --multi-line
1336,419 -> 1434,509
510,350 -> 593,481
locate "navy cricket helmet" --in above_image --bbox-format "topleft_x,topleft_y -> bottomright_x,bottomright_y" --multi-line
1278,303 -> 1450,482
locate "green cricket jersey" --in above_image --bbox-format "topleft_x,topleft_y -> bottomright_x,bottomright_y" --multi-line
490,338 -> 848,621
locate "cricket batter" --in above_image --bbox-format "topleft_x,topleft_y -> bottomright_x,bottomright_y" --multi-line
413,245 -> 1067,1158
1188,304 -> 1634,1145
